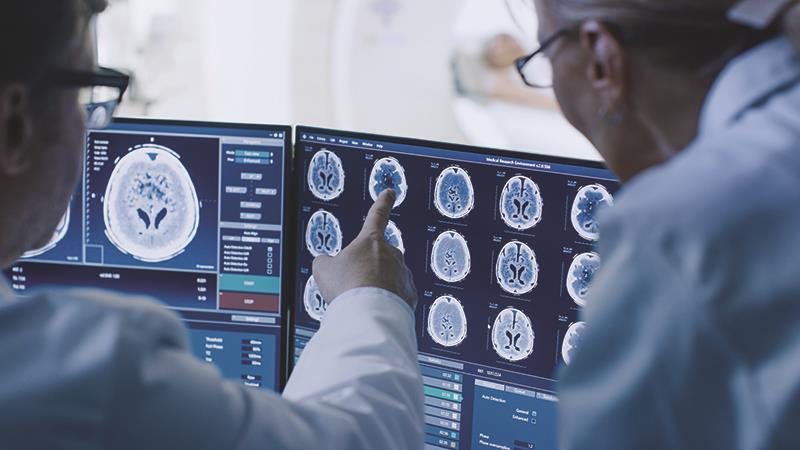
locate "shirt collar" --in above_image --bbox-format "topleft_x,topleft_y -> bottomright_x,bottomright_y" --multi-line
700,37 -> 800,135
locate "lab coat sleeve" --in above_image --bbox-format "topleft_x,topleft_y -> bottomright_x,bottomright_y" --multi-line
105,287 -> 424,450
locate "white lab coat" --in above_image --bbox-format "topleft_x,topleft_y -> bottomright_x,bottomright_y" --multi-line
0,280 -> 424,450
559,38 -> 800,449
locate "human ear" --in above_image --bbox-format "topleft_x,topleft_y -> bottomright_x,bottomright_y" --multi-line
0,84 -> 34,176
578,21 -> 628,116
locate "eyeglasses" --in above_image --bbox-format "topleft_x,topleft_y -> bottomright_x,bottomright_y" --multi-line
514,28 -> 572,89
43,67 -> 130,129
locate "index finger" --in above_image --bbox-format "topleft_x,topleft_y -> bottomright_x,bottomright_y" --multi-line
360,189 -> 396,237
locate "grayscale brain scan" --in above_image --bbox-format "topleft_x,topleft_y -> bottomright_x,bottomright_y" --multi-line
495,241 -> 539,295
368,156 -> 408,207
305,209 -> 343,257
307,149 -> 345,201
430,230 -> 471,283
303,275 -> 327,322
492,307 -> 535,362
427,295 -> 468,347
571,184 -> 613,241
384,220 -> 405,253
566,252 -> 601,307
500,176 -> 543,231
561,321 -> 586,366
433,166 -> 475,219
103,144 -> 200,263
23,205 -> 70,258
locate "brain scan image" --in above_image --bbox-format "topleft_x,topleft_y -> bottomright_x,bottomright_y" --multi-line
23,206 -> 70,258
500,176 -> 543,231
384,220 -> 405,253
567,252 -> 601,307
571,184 -> 614,241
495,241 -> 539,295
307,149 -> 345,201
368,157 -> 408,207
492,307 -> 535,362
427,295 -> 468,347
303,276 -> 327,322
103,144 -> 200,263
305,210 -> 343,257
430,231 -> 471,283
433,166 -> 475,219
562,321 -> 587,365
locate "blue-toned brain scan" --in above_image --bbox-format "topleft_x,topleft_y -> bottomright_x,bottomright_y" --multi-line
384,220 -> 405,254
23,205 -> 70,258
427,295 -> 468,347
571,184 -> 613,241
103,144 -> 200,263
368,157 -> 408,207
562,321 -> 586,365
567,252 -> 601,307
305,209 -> 343,257
307,149 -> 345,201
491,307 -> 535,362
303,275 -> 327,322
430,231 -> 471,283
434,166 -> 475,219
500,176 -> 543,231
495,241 -> 539,295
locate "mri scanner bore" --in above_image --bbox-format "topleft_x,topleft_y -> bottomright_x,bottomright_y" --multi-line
305,209 -> 343,257
492,307 -> 535,362
434,166 -> 475,219
368,157 -> 408,208
567,252 -> 601,307
571,184 -> 614,241
384,220 -> 405,254
496,240 -> 539,295
500,175 -> 543,231
427,295 -> 468,347
562,321 -> 586,366
430,230 -> 471,283
308,149 -> 346,201
23,206 -> 71,258
103,144 -> 200,263
303,275 -> 327,322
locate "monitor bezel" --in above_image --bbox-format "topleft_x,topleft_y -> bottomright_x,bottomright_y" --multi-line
106,117 -> 295,391
289,125 -> 613,375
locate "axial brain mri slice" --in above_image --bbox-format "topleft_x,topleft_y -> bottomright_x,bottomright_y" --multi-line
571,184 -> 614,241
427,295 -> 468,347
384,220 -> 405,253
492,307 -> 535,362
303,275 -> 327,322
305,209 -> 343,257
500,176 -> 543,231
368,157 -> 408,207
562,321 -> 587,365
23,205 -> 71,258
103,144 -> 200,263
434,166 -> 475,219
567,252 -> 601,307
430,230 -> 471,283
496,241 -> 539,295
307,149 -> 345,201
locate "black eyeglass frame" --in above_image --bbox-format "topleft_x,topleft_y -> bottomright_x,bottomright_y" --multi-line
42,66 -> 130,103
514,27 -> 574,89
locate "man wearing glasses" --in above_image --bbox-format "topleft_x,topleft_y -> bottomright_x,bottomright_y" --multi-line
0,2 -> 423,449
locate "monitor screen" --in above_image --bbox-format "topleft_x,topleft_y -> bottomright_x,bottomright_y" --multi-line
4,119 -> 291,392
291,127 -> 620,450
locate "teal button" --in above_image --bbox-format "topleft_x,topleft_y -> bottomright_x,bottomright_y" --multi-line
219,274 -> 280,294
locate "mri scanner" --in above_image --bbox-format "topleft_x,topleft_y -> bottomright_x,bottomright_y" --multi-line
290,0 -> 601,161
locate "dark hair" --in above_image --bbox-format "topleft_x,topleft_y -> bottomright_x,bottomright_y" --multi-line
0,0 -> 108,84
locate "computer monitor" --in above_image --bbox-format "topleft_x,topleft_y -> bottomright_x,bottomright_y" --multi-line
291,126 -> 620,450
4,118 -> 292,391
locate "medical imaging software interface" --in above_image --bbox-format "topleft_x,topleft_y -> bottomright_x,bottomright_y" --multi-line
4,121 -> 289,391
293,128 -> 619,450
